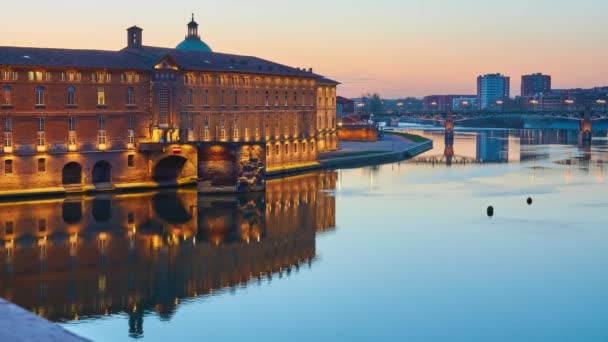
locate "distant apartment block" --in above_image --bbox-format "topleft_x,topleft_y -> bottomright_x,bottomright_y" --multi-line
422,95 -> 476,111
451,96 -> 478,110
477,74 -> 510,109
521,73 -> 551,97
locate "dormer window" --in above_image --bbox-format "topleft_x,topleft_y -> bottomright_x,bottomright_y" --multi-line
122,72 -> 140,83
28,71 -> 47,81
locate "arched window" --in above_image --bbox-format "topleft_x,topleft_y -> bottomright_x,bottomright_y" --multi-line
2,85 -> 10,105
67,86 -> 76,105
36,86 -> 44,105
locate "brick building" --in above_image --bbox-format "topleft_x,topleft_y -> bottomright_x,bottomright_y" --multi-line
0,17 -> 339,196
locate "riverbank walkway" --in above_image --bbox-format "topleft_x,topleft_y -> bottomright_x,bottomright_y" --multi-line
0,299 -> 87,341
267,133 -> 432,177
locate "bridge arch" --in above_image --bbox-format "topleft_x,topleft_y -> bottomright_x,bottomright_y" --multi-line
153,156 -> 188,184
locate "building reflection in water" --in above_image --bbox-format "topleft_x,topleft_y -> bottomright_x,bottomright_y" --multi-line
0,172 -> 336,338
409,128 -> 608,166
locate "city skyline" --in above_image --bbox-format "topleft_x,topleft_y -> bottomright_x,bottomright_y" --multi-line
2,0 -> 608,98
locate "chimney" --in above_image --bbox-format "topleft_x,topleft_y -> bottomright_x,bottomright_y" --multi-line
127,26 -> 143,49
308,68 -> 313,73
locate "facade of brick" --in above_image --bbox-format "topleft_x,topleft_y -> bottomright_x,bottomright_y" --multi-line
0,19 -> 338,196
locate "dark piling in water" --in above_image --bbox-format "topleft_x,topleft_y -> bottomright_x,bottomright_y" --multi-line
527,197 -> 533,205
487,206 -> 494,217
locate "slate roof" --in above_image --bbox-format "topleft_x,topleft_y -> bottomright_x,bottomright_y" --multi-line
0,45 -> 336,82
0,46 -> 150,70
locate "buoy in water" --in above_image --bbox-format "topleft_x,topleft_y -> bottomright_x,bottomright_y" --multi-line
487,206 -> 494,217
527,197 -> 533,205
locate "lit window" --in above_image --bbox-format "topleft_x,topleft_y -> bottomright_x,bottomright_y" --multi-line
97,87 -> 105,105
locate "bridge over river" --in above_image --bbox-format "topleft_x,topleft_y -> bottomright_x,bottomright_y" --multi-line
372,108 -> 608,144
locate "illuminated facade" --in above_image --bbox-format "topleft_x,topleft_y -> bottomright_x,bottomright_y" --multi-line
0,17 -> 339,196
0,172 -> 336,337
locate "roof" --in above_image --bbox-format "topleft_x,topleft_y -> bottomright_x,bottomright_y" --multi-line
0,45 -> 335,80
175,39 -> 213,53
0,46 -> 150,70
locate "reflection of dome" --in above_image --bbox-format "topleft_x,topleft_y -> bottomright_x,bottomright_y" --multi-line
175,14 -> 213,52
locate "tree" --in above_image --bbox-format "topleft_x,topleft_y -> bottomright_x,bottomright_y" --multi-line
360,92 -> 384,118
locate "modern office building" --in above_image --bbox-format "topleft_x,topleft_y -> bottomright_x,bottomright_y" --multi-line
477,74 -> 510,109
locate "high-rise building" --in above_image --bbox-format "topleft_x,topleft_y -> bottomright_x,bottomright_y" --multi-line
477,74 -> 510,109
521,73 -> 551,97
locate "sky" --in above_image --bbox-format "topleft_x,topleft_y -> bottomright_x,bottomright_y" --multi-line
2,0 -> 608,98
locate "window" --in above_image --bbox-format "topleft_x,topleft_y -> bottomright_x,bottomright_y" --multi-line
127,87 -> 135,105
266,145 -> 270,156
98,116 -> 106,130
11,71 -> 17,81
4,160 -> 12,174
285,143 -> 289,155
4,117 -> 12,148
2,85 -> 10,105
311,141 -> 315,152
37,118 -> 45,148
97,87 -> 105,105
5,221 -> 13,236
38,219 -> 46,232
98,130 -> 107,145
28,71 -> 44,81
1,70 -> 9,80
245,90 -> 249,106
234,90 -> 238,106
67,86 -> 76,105
159,87 -> 169,125
220,89 -> 225,105
275,91 -> 279,107
303,142 -> 306,152
128,212 -> 135,225
294,143 -> 298,153
187,88 -> 194,106
36,86 -> 45,105
265,91 -> 269,107
37,158 -> 46,172
127,155 -> 135,168
68,116 -> 76,131
284,91 -> 288,106
275,144 -> 279,155
204,89 -> 209,105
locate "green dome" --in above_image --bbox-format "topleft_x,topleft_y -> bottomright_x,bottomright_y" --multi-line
176,38 -> 212,52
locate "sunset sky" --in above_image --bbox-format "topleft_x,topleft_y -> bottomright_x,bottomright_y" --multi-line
3,0 -> 608,98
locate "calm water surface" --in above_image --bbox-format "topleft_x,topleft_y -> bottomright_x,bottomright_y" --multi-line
2,128 -> 608,341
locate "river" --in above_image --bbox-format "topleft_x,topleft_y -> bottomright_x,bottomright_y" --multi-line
1,127 -> 607,341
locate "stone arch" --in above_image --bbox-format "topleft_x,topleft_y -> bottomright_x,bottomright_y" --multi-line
62,162 -> 82,185
92,161 -> 112,184
153,156 -> 188,184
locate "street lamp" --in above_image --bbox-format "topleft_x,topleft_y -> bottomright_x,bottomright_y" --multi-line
496,100 -> 504,112
564,99 -> 575,111
529,99 -> 539,111
396,102 -> 403,115
596,99 -> 607,110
